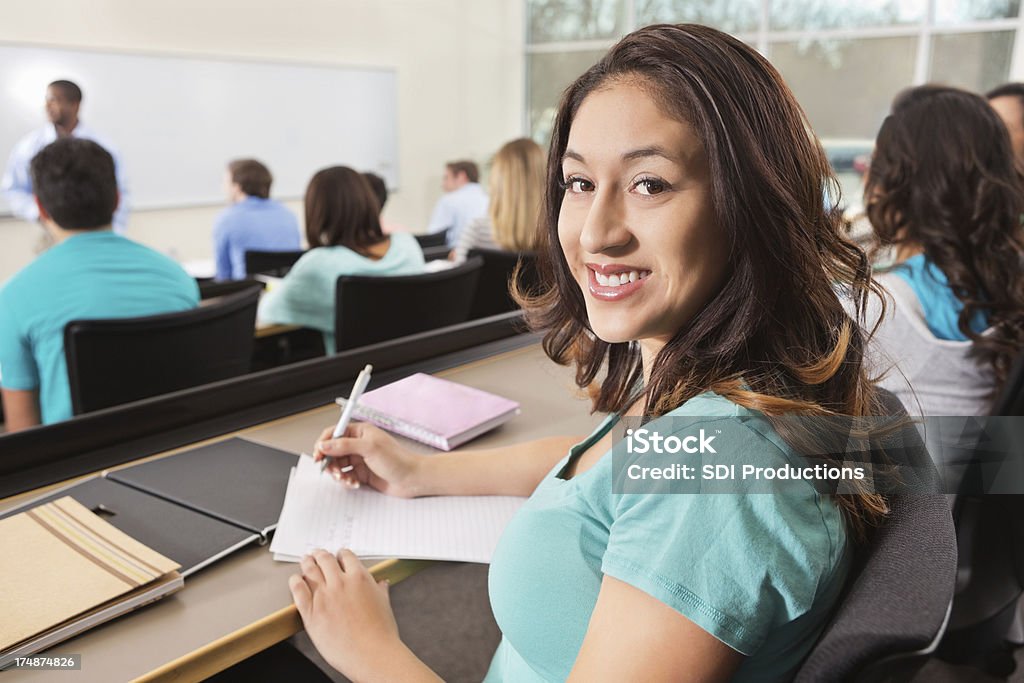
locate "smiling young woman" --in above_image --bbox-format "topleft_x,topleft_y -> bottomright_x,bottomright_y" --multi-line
291,23 -> 890,683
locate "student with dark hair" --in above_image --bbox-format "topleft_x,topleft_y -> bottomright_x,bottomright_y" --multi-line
425,158 -> 488,247
0,138 -> 198,431
362,171 -> 388,210
212,158 -> 300,281
864,84 -> 1024,416
987,82 -> 1024,167
1,80 -> 131,233
288,24 -> 891,682
361,171 -> 409,235
258,166 -> 423,353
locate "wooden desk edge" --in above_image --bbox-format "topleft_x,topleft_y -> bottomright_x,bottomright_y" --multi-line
132,558 -> 436,683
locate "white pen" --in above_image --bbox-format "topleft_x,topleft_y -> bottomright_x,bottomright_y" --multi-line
320,364 -> 373,474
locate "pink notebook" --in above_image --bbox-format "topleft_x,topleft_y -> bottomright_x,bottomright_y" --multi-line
337,373 -> 521,451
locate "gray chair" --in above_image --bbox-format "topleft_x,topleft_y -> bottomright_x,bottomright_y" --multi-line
796,389 -> 956,682
937,351 -> 1024,675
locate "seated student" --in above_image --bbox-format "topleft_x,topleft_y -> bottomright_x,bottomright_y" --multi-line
213,158 -> 301,281
425,159 -> 488,247
987,83 -> 1024,169
362,171 -> 411,234
289,24 -> 891,682
862,85 -> 1024,417
452,137 -> 545,261
258,166 -> 424,353
0,138 -> 199,431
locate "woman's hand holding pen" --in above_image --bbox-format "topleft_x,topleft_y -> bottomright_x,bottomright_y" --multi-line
313,422 -> 426,498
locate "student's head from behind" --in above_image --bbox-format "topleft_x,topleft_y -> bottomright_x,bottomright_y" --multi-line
31,137 -> 118,232
304,166 -> 384,252
226,158 -> 273,201
442,160 -> 479,192
867,84 -> 1024,379
488,138 -> 545,252
362,172 -> 388,211
45,80 -> 82,128
987,83 -> 1024,167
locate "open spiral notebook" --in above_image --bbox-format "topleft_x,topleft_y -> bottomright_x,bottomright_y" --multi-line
270,455 -> 524,564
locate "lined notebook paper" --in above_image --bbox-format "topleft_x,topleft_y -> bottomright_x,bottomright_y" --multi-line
338,373 -> 520,451
0,497 -> 181,664
270,456 -> 524,563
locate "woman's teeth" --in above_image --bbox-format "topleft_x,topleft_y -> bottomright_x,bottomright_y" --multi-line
594,270 -> 650,287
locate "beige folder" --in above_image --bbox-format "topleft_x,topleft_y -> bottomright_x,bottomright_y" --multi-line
0,496 -> 182,662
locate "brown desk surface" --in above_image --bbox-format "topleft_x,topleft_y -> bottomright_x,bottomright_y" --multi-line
2,343 -> 600,682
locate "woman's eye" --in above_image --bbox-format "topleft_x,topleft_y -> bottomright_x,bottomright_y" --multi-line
633,177 -> 668,196
564,176 -> 594,193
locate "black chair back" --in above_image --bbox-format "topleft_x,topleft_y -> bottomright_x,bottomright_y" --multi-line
64,288 -> 259,415
197,278 -> 265,300
415,230 -> 448,249
466,248 -> 539,320
938,351 -> 1024,673
796,389 -> 956,682
244,249 -> 305,277
334,257 -> 482,351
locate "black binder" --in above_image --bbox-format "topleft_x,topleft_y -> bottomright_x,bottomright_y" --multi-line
106,437 -> 295,536
4,437 -> 297,577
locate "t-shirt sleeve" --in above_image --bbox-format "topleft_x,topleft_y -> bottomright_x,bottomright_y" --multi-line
601,452 -> 841,655
0,292 -> 40,391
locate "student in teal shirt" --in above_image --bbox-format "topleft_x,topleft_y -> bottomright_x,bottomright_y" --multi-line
0,138 -> 198,431
287,25 -> 891,682
258,166 -> 424,353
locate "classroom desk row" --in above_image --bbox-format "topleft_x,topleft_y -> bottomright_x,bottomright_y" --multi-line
1,320 -> 601,681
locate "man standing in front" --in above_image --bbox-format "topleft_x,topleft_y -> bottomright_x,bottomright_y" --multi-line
2,80 -> 131,233
425,159 -> 488,248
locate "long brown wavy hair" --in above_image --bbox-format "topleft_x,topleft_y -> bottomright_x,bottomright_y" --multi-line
516,23 -> 890,539
866,84 -> 1024,396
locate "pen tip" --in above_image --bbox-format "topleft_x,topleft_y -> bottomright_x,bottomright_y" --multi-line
364,364 -> 373,373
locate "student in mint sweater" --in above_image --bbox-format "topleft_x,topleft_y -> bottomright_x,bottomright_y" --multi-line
258,166 -> 424,353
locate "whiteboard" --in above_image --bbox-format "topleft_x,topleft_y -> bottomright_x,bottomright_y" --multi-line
0,44 -> 398,213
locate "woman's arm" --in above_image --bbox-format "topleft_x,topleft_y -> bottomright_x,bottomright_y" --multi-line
316,422 -> 582,498
290,549 -> 443,683
568,576 -> 743,682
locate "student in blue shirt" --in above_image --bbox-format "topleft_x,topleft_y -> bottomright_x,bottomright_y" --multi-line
0,138 -> 198,431
212,158 -> 300,281
258,166 -> 424,353
290,24 -> 893,682
425,159 -> 489,247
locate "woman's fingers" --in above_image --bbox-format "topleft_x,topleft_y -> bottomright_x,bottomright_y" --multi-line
336,548 -> 365,577
312,426 -> 336,461
289,573 -> 312,613
300,553 -> 326,588
311,548 -> 344,586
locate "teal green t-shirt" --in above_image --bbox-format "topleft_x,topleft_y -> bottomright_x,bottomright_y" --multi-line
485,393 -> 849,682
257,232 -> 425,353
0,231 -> 199,424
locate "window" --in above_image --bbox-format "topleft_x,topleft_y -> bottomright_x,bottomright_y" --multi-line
525,0 -> 1022,146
